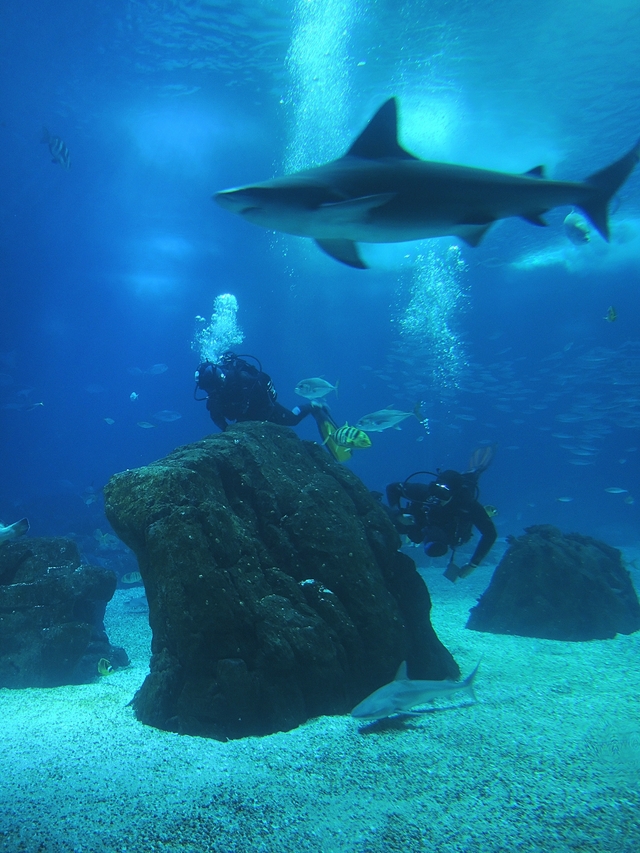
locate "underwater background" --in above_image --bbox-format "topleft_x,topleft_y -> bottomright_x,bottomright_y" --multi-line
1,0 -> 639,555
1,0 -> 640,553
2,3 -> 640,852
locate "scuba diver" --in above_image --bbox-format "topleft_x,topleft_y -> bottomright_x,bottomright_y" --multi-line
386,446 -> 498,583
194,351 -> 350,462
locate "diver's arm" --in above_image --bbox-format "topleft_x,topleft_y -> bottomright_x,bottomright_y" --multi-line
401,482 -> 433,503
467,502 -> 497,567
269,401 -> 312,426
206,395 -> 228,431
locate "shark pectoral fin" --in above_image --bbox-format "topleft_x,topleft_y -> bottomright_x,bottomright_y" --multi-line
455,223 -> 494,247
315,239 -> 367,269
521,212 -> 548,227
319,193 -> 395,222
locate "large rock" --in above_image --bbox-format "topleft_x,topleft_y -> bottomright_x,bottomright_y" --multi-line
467,524 -> 640,640
104,422 -> 458,740
0,537 -> 129,687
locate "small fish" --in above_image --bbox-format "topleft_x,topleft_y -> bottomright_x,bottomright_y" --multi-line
325,423 -> 371,450
2,401 -> 44,411
563,210 -> 591,245
351,660 -> 480,721
130,392 -> 139,401
104,417 -> 115,425
605,487 -> 628,494
97,658 -> 113,676
41,127 -> 70,169
153,409 -> 182,422
120,571 -> 142,585
624,495 -> 635,505
484,505 -> 498,517
355,402 -> 422,433
147,363 -> 168,375
557,496 -> 574,503
94,529 -> 121,550
0,517 -> 29,545
137,421 -> 155,429
604,305 -> 617,322
294,377 -> 339,399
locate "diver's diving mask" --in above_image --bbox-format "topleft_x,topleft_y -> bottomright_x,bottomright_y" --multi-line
429,482 -> 453,506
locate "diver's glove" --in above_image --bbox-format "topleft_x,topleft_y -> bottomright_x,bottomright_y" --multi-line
443,562 -> 478,583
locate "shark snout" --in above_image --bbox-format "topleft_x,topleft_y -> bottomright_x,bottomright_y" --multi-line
214,189 -> 257,215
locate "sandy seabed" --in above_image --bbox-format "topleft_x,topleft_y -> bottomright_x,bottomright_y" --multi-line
1,547 -> 640,853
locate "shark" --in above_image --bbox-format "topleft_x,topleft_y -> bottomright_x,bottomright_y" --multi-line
351,660 -> 480,721
0,517 -> 29,545
214,98 -> 640,269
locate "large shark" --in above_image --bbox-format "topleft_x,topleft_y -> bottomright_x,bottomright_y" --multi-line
351,660 -> 480,721
215,98 -> 640,269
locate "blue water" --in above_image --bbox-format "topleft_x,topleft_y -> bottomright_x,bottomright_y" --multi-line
1,0 -> 640,561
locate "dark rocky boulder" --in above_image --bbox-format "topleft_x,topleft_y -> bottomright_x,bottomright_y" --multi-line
104,421 -> 458,740
0,537 -> 129,687
467,524 -> 640,640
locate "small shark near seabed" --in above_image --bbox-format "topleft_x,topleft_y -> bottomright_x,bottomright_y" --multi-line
215,98 -> 640,269
351,660 -> 480,721
0,518 -> 29,545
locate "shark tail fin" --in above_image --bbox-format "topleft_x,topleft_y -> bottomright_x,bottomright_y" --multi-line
6,518 -> 30,538
461,658 -> 482,701
579,137 -> 640,241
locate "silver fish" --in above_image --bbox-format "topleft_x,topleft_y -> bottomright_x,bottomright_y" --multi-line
153,409 -> 182,422
294,377 -> 338,399
355,403 -> 421,432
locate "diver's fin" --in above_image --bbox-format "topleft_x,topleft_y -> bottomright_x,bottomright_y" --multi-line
325,437 -> 353,464
467,443 -> 497,475
315,238 -> 367,269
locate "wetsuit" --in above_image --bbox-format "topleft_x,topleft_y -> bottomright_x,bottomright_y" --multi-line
386,479 -> 497,568
197,356 -> 312,432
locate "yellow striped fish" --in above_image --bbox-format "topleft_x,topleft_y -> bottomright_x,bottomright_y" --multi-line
325,423 -> 372,450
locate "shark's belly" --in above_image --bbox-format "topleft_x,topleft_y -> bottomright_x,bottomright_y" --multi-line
306,163 -> 585,243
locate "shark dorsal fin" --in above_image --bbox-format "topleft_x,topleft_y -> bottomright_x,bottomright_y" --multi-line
523,165 -> 546,179
346,99 -> 418,161
394,661 -> 408,680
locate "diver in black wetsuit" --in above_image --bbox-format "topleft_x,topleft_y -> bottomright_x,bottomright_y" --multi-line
386,454 -> 497,583
194,351 -> 317,432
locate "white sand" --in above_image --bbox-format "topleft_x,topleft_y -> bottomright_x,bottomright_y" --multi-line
2,556 -> 639,853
